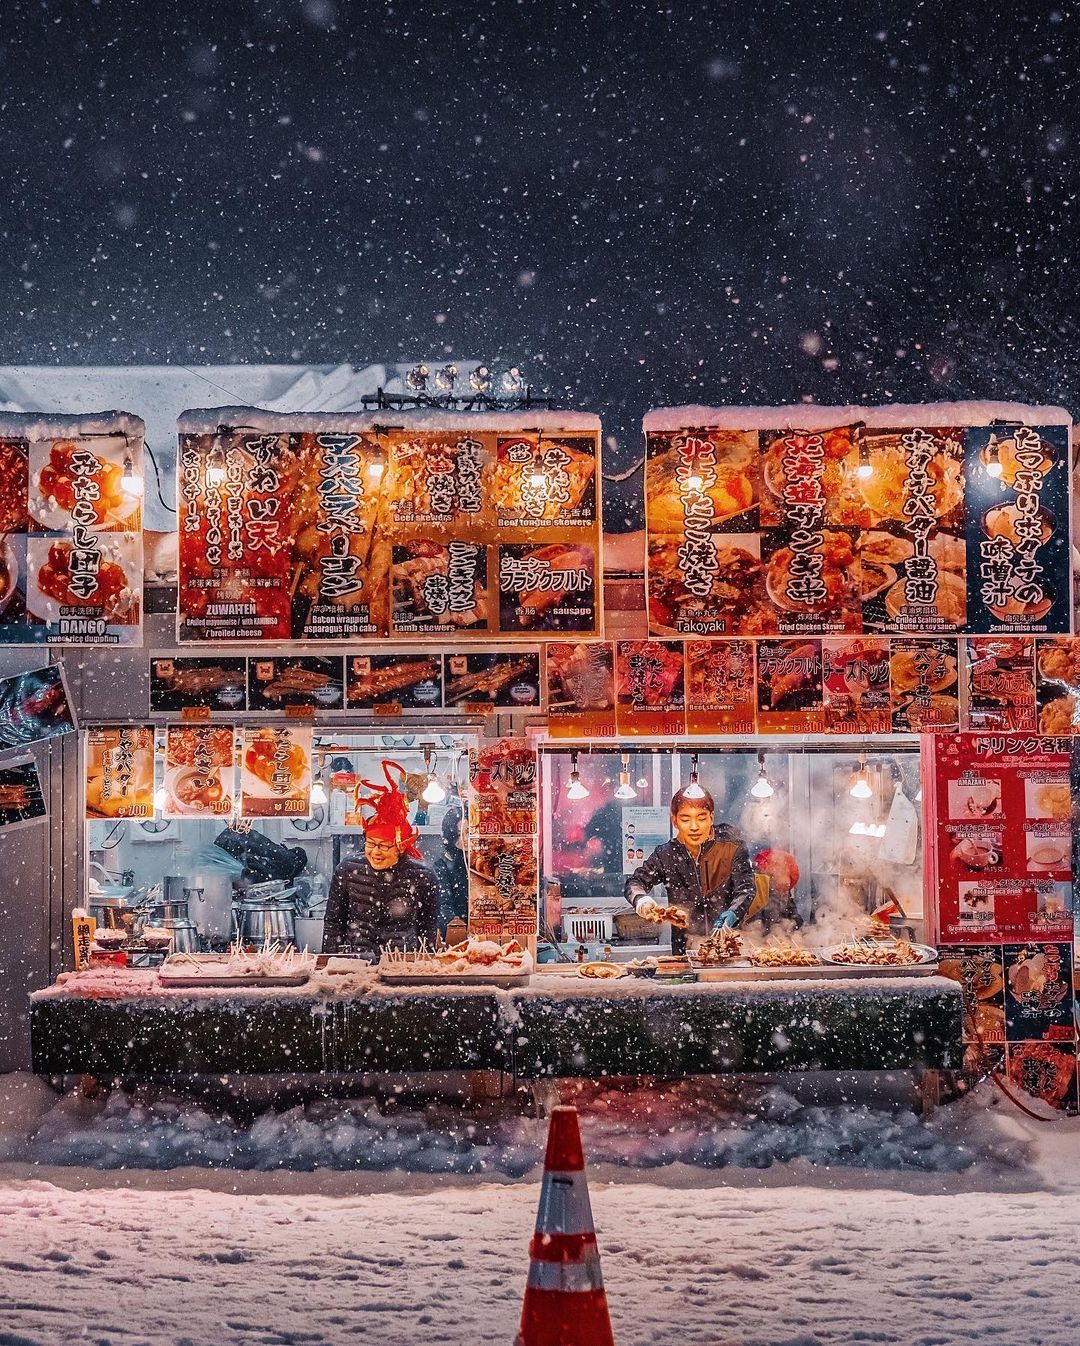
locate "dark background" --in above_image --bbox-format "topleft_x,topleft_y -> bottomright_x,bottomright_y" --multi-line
1,0 -> 1075,472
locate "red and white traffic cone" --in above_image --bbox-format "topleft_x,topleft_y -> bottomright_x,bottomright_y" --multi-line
515,1105 -> 615,1346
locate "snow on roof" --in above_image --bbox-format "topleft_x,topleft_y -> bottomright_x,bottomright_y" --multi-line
0,409 -> 144,442
643,401 -> 1074,432
177,406 -> 601,436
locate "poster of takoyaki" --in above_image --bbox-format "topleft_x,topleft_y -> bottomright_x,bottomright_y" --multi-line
821,638 -> 891,735
644,412 -> 1071,641
929,733 -> 1074,945
685,639 -> 756,734
0,413 -> 144,646
239,725 -> 312,818
963,425 -> 1071,635
177,411 -> 601,643
163,725 -> 236,819
544,642 -> 617,738
84,725 -> 155,820
964,638 -> 1037,733
467,834 -> 539,936
468,739 -> 538,835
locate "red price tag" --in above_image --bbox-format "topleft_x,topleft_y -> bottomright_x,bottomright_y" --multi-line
180,706 -> 211,722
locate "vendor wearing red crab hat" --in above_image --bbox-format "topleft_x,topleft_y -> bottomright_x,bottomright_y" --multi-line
323,760 -> 439,956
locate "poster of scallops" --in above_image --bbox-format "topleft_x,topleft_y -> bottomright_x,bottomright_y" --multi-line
643,404 -> 1072,640
0,412 -> 144,646
176,408 -> 601,643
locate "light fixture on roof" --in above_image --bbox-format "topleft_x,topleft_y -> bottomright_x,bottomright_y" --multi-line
433,364 -> 458,394
682,753 -> 706,800
750,751 -> 774,800
310,774 -> 328,807
405,364 -> 429,392
421,747 -> 447,805
849,755 -> 873,800
613,753 -> 637,801
469,365 -> 492,394
566,750 -> 590,801
120,453 -> 142,495
500,366 -> 524,396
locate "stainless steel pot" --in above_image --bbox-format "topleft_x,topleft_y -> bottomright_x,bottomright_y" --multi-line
234,895 -> 297,946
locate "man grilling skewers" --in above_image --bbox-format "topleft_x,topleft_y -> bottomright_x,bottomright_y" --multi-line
323,760 -> 438,957
625,785 -> 756,954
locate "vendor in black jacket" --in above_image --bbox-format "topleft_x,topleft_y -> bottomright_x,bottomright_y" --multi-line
323,760 -> 439,957
625,785 -> 755,948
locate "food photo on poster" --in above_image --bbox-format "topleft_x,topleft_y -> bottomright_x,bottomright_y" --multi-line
0,753 -> 47,832
0,662 -> 77,749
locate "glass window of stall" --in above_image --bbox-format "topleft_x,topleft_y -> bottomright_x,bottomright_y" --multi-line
82,729 -> 477,953
538,742 -> 924,953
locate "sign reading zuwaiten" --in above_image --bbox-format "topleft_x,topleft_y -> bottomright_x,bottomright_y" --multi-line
176,409 -> 601,643
0,412 -> 144,646
643,406 -> 1072,640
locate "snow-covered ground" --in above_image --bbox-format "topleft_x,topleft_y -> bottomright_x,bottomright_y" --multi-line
0,1073 -> 1076,1346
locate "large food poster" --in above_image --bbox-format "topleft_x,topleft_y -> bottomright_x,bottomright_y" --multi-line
163,725 -> 235,819
755,638 -> 825,734
468,739 -> 538,836
685,639 -> 756,734
239,725 -> 312,818
85,726 -> 155,819
0,755 -> 48,832
644,410 -> 1071,640
0,413 -> 144,646
930,734 -> 1073,945
615,640 -> 686,736
0,663 -> 77,750
544,642 -> 617,738
467,834 -> 539,939
965,638 -> 1037,733
176,411 -> 601,643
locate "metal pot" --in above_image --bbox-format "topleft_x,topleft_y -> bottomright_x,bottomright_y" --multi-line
187,873 -> 234,944
234,894 -> 297,946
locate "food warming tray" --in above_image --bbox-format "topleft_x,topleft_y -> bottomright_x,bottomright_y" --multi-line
696,956 -> 938,983
158,954 -> 311,988
376,967 -> 531,988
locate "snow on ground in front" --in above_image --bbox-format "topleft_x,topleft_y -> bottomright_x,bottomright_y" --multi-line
0,1076 -> 1076,1346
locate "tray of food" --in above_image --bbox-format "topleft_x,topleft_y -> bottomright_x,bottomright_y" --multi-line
578,961 -> 627,980
158,947 -> 315,988
694,937 -> 938,981
376,937 -> 532,987
822,938 -> 937,969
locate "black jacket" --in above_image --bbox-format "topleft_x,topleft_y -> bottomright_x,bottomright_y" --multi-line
624,826 -> 756,933
432,846 -> 469,930
323,856 -> 439,955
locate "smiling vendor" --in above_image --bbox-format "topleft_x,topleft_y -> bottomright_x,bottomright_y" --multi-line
323,760 -> 438,957
625,785 -> 756,950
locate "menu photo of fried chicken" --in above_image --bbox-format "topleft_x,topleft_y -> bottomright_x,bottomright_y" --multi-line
391,540 -> 491,635
759,426 -> 861,529
760,528 -> 861,636
1035,637 -> 1080,736
497,543 -> 596,634
492,435 -> 597,528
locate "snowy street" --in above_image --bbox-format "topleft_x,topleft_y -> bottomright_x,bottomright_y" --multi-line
0,1076 -> 1077,1346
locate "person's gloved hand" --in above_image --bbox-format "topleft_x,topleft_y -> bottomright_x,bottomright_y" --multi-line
635,896 -> 661,921
712,909 -> 739,930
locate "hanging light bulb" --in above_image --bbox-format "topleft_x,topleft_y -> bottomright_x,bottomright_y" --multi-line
856,439 -> 874,480
849,755 -> 873,800
205,447 -> 226,487
421,748 -> 447,805
310,775 -> 328,807
613,753 -> 637,801
153,783 -> 167,813
682,753 -> 706,800
750,752 -> 774,799
528,470 -> 548,489
985,436 -> 1003,479
566,750 -> 590,800
120,453 -> 142,495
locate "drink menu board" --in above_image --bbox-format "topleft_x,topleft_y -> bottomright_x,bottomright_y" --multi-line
644,411 -> 1071,640
176,410 -> 601,643
930,733 -> 1073,945
0,413 -> 144,646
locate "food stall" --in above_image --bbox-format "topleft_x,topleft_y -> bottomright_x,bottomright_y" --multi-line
26,399 -> 1080,1108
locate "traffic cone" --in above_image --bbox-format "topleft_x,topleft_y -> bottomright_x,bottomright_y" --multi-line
515,1105 -> 615,1346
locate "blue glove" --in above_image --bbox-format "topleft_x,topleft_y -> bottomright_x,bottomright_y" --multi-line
713,910 -> 739,931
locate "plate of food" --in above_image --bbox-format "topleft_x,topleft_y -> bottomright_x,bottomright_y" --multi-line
377,937 -> 532,986
824,938 -> 936,967
883,569 -> 967,628
25,536 -> 140,628
29,438 -> 142,532
579,961 -> 627,980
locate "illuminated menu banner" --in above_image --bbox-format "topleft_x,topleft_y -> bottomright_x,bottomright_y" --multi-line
643,409 -> 1071,640
176,409 -> 602,643
0,412 -> 144,646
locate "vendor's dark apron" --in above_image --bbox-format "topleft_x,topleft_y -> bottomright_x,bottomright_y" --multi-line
672,840 -> 738,952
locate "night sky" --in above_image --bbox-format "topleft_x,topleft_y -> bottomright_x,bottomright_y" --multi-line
1,1 -> 1076,463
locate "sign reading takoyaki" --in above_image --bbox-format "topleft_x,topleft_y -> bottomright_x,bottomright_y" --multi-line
176,409 -> 601,643
0,412 -> 144,647
643,408 -> 1071,640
